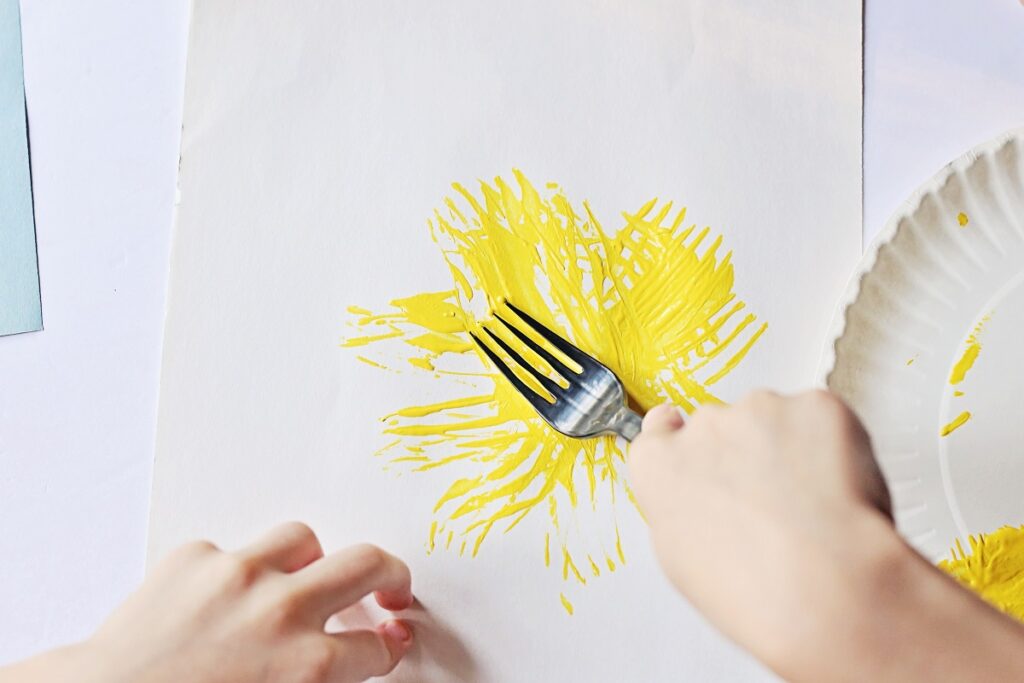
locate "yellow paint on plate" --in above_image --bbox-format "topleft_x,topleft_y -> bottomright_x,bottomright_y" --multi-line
957,211 -> 969,227
940,411 -> 972,436
940,526 -> 1024,622
941,314 -> 990,437
342,170 -> 767,607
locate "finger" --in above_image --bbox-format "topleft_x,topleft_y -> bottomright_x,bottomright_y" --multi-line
238,522 -> 324,573
292,544 -> 413,620
640,403 -> 685,436
326,621 -> 413,682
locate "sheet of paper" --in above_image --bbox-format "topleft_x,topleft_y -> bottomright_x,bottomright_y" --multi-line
150,2 -> 861,680
0,0 -> 41,336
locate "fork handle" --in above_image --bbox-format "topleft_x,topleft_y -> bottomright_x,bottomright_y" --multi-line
615,408 -> 644,442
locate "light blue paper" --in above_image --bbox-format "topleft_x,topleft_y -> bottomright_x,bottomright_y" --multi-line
0,0 -> 41,336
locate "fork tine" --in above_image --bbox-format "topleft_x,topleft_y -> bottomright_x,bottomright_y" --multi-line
481,327 -> 564,398
494,312 -> 577,377
504,301 -> 598,372
470,332 -> 554,412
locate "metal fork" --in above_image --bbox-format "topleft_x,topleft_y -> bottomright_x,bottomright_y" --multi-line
470,302 -> 644,441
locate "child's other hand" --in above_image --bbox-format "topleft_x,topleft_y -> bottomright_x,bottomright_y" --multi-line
88,523 -> 413,683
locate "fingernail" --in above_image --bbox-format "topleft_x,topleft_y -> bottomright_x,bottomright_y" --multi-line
384,620 -> 412,643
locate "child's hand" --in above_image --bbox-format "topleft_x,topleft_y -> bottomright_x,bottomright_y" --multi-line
629,390 -> 1024,681
3,523 -> 414,683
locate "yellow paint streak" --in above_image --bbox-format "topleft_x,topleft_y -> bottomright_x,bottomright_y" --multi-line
943,314 -> 990,435
958,212 -> 969,227
560,593 -> 575,616
387,395 -> 492,419
356,355 -> 387,369
940,526 -> 1024,622
949,315 -> 990,385
341,328 -> 404,347
343,170 -> 766,598
409,357 -> 434,370
941,411 -> 972,436
949,345 -> 981,385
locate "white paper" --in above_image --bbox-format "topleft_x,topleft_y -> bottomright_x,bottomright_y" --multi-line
150,1 -> 861,680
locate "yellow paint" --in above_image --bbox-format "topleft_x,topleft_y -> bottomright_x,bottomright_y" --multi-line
941,314 -> 990,437
957,212 -> 969,227
906,357 -> 915,366
949,345 -> 981,385
560,593 -> 575,616
940,411 -> 971,436
356,355 -> 387,369
343,170 -> 766,607
408,357 -> 435,371
940,526 -> 1024,622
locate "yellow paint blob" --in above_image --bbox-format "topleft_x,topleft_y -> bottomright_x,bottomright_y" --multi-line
940,410 -> 971,436
957,212 -> 969,227
342,170 -> 766,606
940,526 -> 1024,622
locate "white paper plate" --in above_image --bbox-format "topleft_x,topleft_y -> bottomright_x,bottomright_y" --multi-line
820,129 -> 1024,562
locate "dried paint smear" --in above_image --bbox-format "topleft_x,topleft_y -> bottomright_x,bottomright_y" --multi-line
940,526 -> 1024,622
342,170 -> 767,612
940,314 -> 989,437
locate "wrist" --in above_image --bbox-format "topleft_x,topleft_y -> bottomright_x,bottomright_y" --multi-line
763,511 -> 917,681
776,512 -> 1024,682
0,641 -> 113,683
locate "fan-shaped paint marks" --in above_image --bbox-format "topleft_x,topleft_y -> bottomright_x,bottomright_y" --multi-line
342,170 -> 767,611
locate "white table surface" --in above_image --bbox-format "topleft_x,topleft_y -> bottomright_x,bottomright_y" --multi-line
1,0 -> 1022,666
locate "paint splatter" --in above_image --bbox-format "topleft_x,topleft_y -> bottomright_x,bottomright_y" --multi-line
906,356 -> 916,366
342,170 -> 767,605
940,526 -> 1024,622
957,212 -> 969,228
940,411 -> 971,437
940,314 -> 990,437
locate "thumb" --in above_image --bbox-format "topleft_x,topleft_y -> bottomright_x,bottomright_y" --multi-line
640,403 -> 685,437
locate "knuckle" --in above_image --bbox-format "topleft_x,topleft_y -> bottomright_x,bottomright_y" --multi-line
218,554 -> 264,590
807,387 -> 840,407
740,389 -> 778,408
263,582 -> 306,629
807,389 -> 852,422
279,520 -> 318,543
166,539 -> 219,566
347,543 -> 389,574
